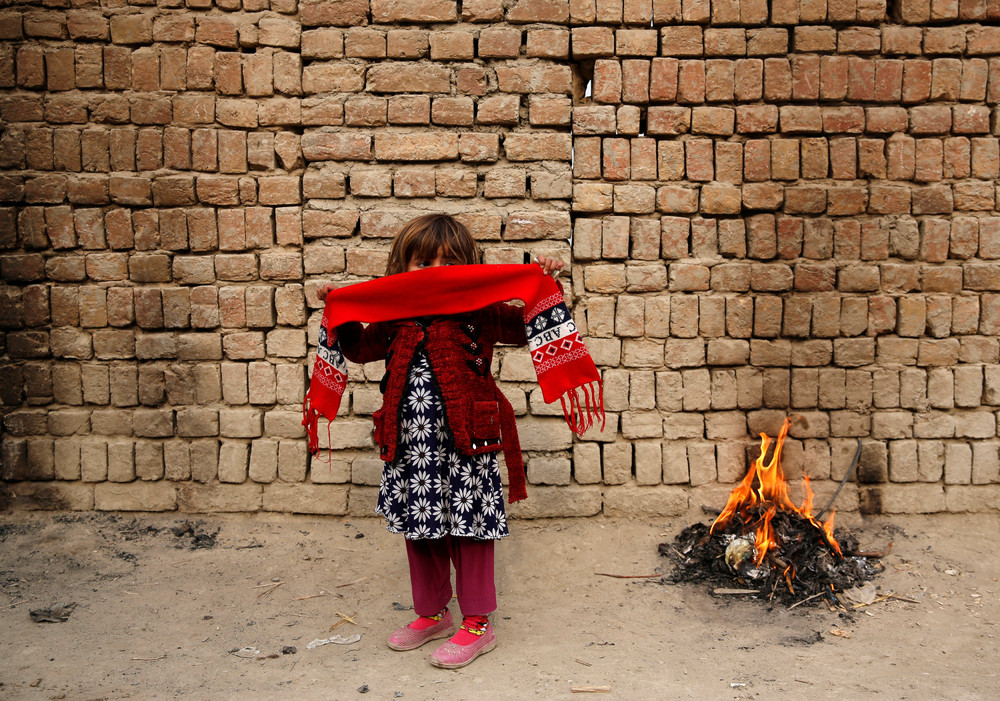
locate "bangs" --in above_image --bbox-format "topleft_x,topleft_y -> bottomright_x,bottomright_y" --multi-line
385,215 -> 479,275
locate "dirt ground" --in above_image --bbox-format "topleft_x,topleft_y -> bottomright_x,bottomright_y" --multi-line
1,509 -> 997,700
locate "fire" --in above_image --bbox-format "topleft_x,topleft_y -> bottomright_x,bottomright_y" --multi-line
711,418 -> 842,567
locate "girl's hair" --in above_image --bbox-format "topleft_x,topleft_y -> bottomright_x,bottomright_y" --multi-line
385,214 -> 479,276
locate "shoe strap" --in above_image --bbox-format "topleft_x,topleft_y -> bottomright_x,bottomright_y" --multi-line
459,615 -> 489,636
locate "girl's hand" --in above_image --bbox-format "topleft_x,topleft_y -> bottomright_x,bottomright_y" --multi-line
316,283 -> 335,302
534,255 -> 564,277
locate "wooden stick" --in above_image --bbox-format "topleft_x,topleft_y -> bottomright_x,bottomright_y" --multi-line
571,686 -> 610,693
713,588 -> 759,595
594,572 -> 660,579
887,594 -> 919,604
257,582 -> 284,598
855,541 -> 894,558
131,655 -> 167,661
252,581 -> 284,589
293,593 -> 327,601
787,591 -> 828,610
574,658 -> 592,667
851,594 -> 892,610
336,577 -> 369,588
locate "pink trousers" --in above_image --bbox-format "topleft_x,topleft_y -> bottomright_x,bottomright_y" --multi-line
405,536 -> 496,617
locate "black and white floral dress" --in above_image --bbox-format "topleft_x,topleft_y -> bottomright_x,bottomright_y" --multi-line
375,348 -> 509,541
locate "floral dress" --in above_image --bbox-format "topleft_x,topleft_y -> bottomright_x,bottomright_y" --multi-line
375,348 -> 509,541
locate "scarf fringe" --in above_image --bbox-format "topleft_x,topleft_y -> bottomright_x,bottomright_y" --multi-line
559,381 -> 606,437
302,398 -> 334,460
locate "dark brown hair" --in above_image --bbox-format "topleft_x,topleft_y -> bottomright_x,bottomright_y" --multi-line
385,214 -> 479,276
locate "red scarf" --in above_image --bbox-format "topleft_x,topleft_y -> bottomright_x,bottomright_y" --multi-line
303,264 -> 605,465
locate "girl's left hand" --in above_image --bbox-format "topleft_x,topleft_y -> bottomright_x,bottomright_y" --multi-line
534,255 -> 564,277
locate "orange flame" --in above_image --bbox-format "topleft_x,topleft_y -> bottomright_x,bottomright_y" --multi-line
711,418 -> 842,566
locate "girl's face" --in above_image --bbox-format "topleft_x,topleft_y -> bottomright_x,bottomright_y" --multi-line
406,246 -> 460,272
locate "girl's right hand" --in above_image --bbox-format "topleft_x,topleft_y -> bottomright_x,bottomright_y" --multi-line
316,283 -> 335,302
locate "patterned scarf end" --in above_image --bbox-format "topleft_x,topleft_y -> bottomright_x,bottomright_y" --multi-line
559,381 -> 606,438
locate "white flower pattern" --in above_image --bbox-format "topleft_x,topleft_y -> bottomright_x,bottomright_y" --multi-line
375,348 -> 508,541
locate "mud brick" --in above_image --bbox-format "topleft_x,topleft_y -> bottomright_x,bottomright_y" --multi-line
129,97 -> 172,127
23,174 -> 64,204
841,26 -> 881,54
658,28 -> 701,61
504,211 -> 571,241
529,96 -> 572,127
642,106 -> 688,140
880,261 -> 920,293
869,60 -> 903,105
426,96 -> 471,126
336,99 -> 385,130
477,28 -> 520,60
960,58 -> 989,101
704,28 -> 745,57
426,31 -> 472,61
799,138 -> 828,179
879,25 -> 919,55
780,106 -> 824,134
130,48 -> 160,93
524,29 -> 569,60
791,25 -> 832,55
866,184 -> 909,214
642,59 -> 678,107
687,217 -> 716,258
759,59 -> 791,103
590,59 -> 622,104
952,182 -> 994,211
376,133 -> 460,162
900,59 -> 932,104
619,59 -> 649,104
342,28 -> 383,59
791,55 -> 820,102
857,138 -> 887,179
613,30 -> 655,59
969,138 -> 999,180
300,132 -> 372,163
711,143 -> 741,185
691,107 -> 734,136
456,134 -> 503,162
135,128 -> 164,173
928,59 -> 963,102
655,184 -> 698,214
42,48 -> 74,93
106,129 -> 136,173
301,62 -> 363,95
952,105 -> 991,135
942,296 -> 977,340
883,135 -> 915,182
922,295 -> 951,338
697,184 -> 737,215
911,185 -> 954,215
195,17 -> 237,49
163,127 -> 191,171
948,217 -> 980,259
734,140 -> 769,185
109,15 -> 152,45
765,139 -> 797,182
183,47 -> 214,91
678,139 -> 712,183
674,61 -> 706,105
382,95 -> 431,127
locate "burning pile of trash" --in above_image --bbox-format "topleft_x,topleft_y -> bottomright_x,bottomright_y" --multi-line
660,418 -> 884,606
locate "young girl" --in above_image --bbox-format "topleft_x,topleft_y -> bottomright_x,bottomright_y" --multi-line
313,214 -> 563,668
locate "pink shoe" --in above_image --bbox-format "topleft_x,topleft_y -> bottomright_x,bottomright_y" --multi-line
429,615 -> 497,669
387,608 -> 454,651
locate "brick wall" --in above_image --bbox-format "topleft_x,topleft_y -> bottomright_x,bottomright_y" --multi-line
2,0 -> 1000,518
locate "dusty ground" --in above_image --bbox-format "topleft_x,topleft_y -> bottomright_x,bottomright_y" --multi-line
0,509 -> 997,700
